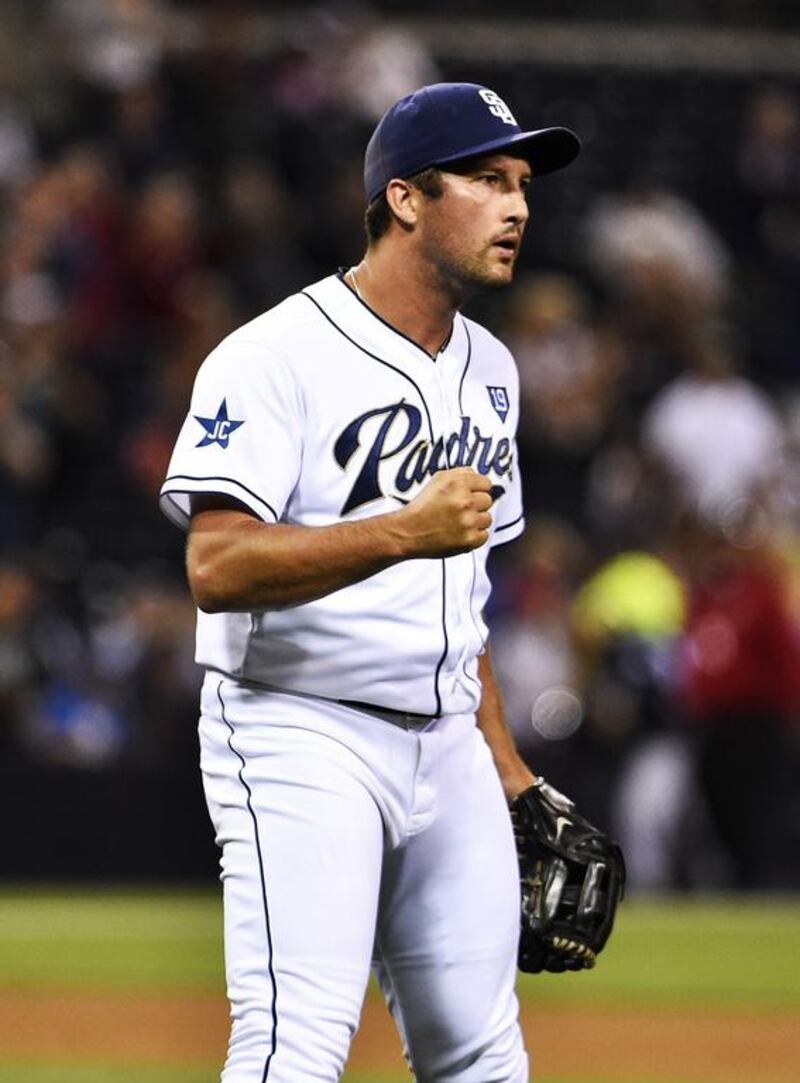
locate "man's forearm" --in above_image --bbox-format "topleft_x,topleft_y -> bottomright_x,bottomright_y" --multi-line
476,647 -> 536,800
187,468 -> 495,612
188,510 -> 409,612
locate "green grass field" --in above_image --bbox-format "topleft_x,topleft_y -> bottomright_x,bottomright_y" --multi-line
0,1069 -> 765,1083
0,888 -> 797,1082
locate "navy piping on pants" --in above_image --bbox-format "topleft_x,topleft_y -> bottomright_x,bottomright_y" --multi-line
217,680 -> 278,1083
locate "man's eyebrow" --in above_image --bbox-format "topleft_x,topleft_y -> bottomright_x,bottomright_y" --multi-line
449,158 -> 531,176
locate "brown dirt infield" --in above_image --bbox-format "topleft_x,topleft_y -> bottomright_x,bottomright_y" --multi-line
0,989 -> 798,1080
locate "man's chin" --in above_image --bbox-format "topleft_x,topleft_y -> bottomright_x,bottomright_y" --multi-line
444,257 -> 516,302
473,261 -> 516,293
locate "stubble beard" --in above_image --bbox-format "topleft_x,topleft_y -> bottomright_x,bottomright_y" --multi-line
427,241 -> 516,306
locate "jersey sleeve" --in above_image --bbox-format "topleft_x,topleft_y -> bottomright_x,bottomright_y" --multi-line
160,337 -> 304,530
489,435 -> 524,546
489,347 -> 524,548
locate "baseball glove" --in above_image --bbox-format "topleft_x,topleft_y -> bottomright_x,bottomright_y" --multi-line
509,777 -> 626,974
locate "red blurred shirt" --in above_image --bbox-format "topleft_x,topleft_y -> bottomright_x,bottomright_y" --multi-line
682,559 -> 800,720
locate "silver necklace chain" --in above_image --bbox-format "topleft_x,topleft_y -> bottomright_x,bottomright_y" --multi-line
348,267 -> 363,301
348,264 -> 445,361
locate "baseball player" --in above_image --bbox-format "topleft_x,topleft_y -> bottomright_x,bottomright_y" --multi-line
161,83 -> 580,1082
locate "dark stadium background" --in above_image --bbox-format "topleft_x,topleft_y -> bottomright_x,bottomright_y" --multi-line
1,0 -> 799,890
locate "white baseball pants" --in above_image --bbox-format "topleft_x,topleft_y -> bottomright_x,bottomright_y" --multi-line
199,674 -> 528,1083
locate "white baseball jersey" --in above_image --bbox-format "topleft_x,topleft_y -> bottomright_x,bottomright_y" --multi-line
160,272 -> 524,716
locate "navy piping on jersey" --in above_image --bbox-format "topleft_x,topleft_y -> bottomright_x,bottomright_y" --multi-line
300,291 -> 436,440
453,323 -> 483,692
462,554 -> 485,695
301,289 -> 449,717
456,324 -> 487,684
457,323 -> 472,412
432,565 -> 448,717
217,680 -> 278,1083
494,513 -> 524,535
163,474 -> 279,522
335,269 -> 454,360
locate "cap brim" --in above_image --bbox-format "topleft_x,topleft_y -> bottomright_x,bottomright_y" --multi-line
435,126 -> 580,177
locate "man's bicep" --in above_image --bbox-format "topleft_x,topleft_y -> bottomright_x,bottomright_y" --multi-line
189,492 -> 262,523
186,497 -> 269,611
187,497 -> 263,558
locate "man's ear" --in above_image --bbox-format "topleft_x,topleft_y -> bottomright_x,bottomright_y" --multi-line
385,178 -> 419,229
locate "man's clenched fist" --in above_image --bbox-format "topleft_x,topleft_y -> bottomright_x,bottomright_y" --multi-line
393,468 -> 494,558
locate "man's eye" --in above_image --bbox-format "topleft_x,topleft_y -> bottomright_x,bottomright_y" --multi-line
479,174 -> 499,184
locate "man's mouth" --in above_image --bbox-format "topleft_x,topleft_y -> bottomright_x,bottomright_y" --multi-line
492,236 -> 519,256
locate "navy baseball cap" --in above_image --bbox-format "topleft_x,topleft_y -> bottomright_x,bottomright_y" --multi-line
364,82 -> 580,204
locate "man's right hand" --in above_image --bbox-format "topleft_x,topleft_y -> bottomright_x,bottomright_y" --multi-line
391,468 -> 494,558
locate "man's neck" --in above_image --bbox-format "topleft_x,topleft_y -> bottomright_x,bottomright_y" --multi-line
347,251 -> 459,359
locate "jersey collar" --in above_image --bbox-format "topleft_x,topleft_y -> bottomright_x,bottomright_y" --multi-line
335,268 -> 455,361
302,272 -> 463,370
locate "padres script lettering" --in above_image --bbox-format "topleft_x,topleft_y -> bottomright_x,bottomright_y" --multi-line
334,402 -> 512,514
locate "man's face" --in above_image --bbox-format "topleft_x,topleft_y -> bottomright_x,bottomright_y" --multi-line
415,153 -> 531,297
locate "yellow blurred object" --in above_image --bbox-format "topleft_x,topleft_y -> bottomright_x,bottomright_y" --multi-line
573,551 -> 685,639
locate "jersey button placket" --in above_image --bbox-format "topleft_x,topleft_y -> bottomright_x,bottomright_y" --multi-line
433,364 -> 462,709
441,357 -> 483,706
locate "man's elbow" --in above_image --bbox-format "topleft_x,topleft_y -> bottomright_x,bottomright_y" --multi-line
186,551 -> 236,614
188,563 -> 224,613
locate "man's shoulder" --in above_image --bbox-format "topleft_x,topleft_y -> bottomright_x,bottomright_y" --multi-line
459,314 -> 516,369
194,277 -> 341,388
226,274 -> 339,352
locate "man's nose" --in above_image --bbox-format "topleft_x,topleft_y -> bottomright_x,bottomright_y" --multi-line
507,189 -> 529,225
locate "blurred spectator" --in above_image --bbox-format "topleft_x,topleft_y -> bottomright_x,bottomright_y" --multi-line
774,392 -> 800,536
0,84 -> 36,191
0,555 -> 198,770
585,184 -> 730,324
108,76 -> 185,188
0,558 -> 95,765
674,513 -> 800,889
739,86 -> 800,208
736,85 -> 800,378
571,550 -> 689,889
125,169 -> 205,340
31,679 -> 128,767
504,272 -> 624,525
572,550 -> 685,646
328,2 -> 441,122
123,269 -> 240,497
585,437 -> 678,554
584,184 -> 731,408
51,145 -> 128,354
90,572 -> 200,766
642,330 -> 784,523
0,562 -> 42,757
491,519 -> 588,755
0,341 -> 54,550
48,0 -> 167,94
217,158 -> 313,318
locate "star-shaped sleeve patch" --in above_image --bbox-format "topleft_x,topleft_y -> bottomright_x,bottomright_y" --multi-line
193,399 -> 245,448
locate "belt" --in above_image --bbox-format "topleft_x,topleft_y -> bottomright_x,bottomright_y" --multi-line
337,699 -> 436,731
207,671 -> 436,731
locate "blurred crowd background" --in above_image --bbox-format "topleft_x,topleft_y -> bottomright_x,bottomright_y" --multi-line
1,0 -> 799,890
